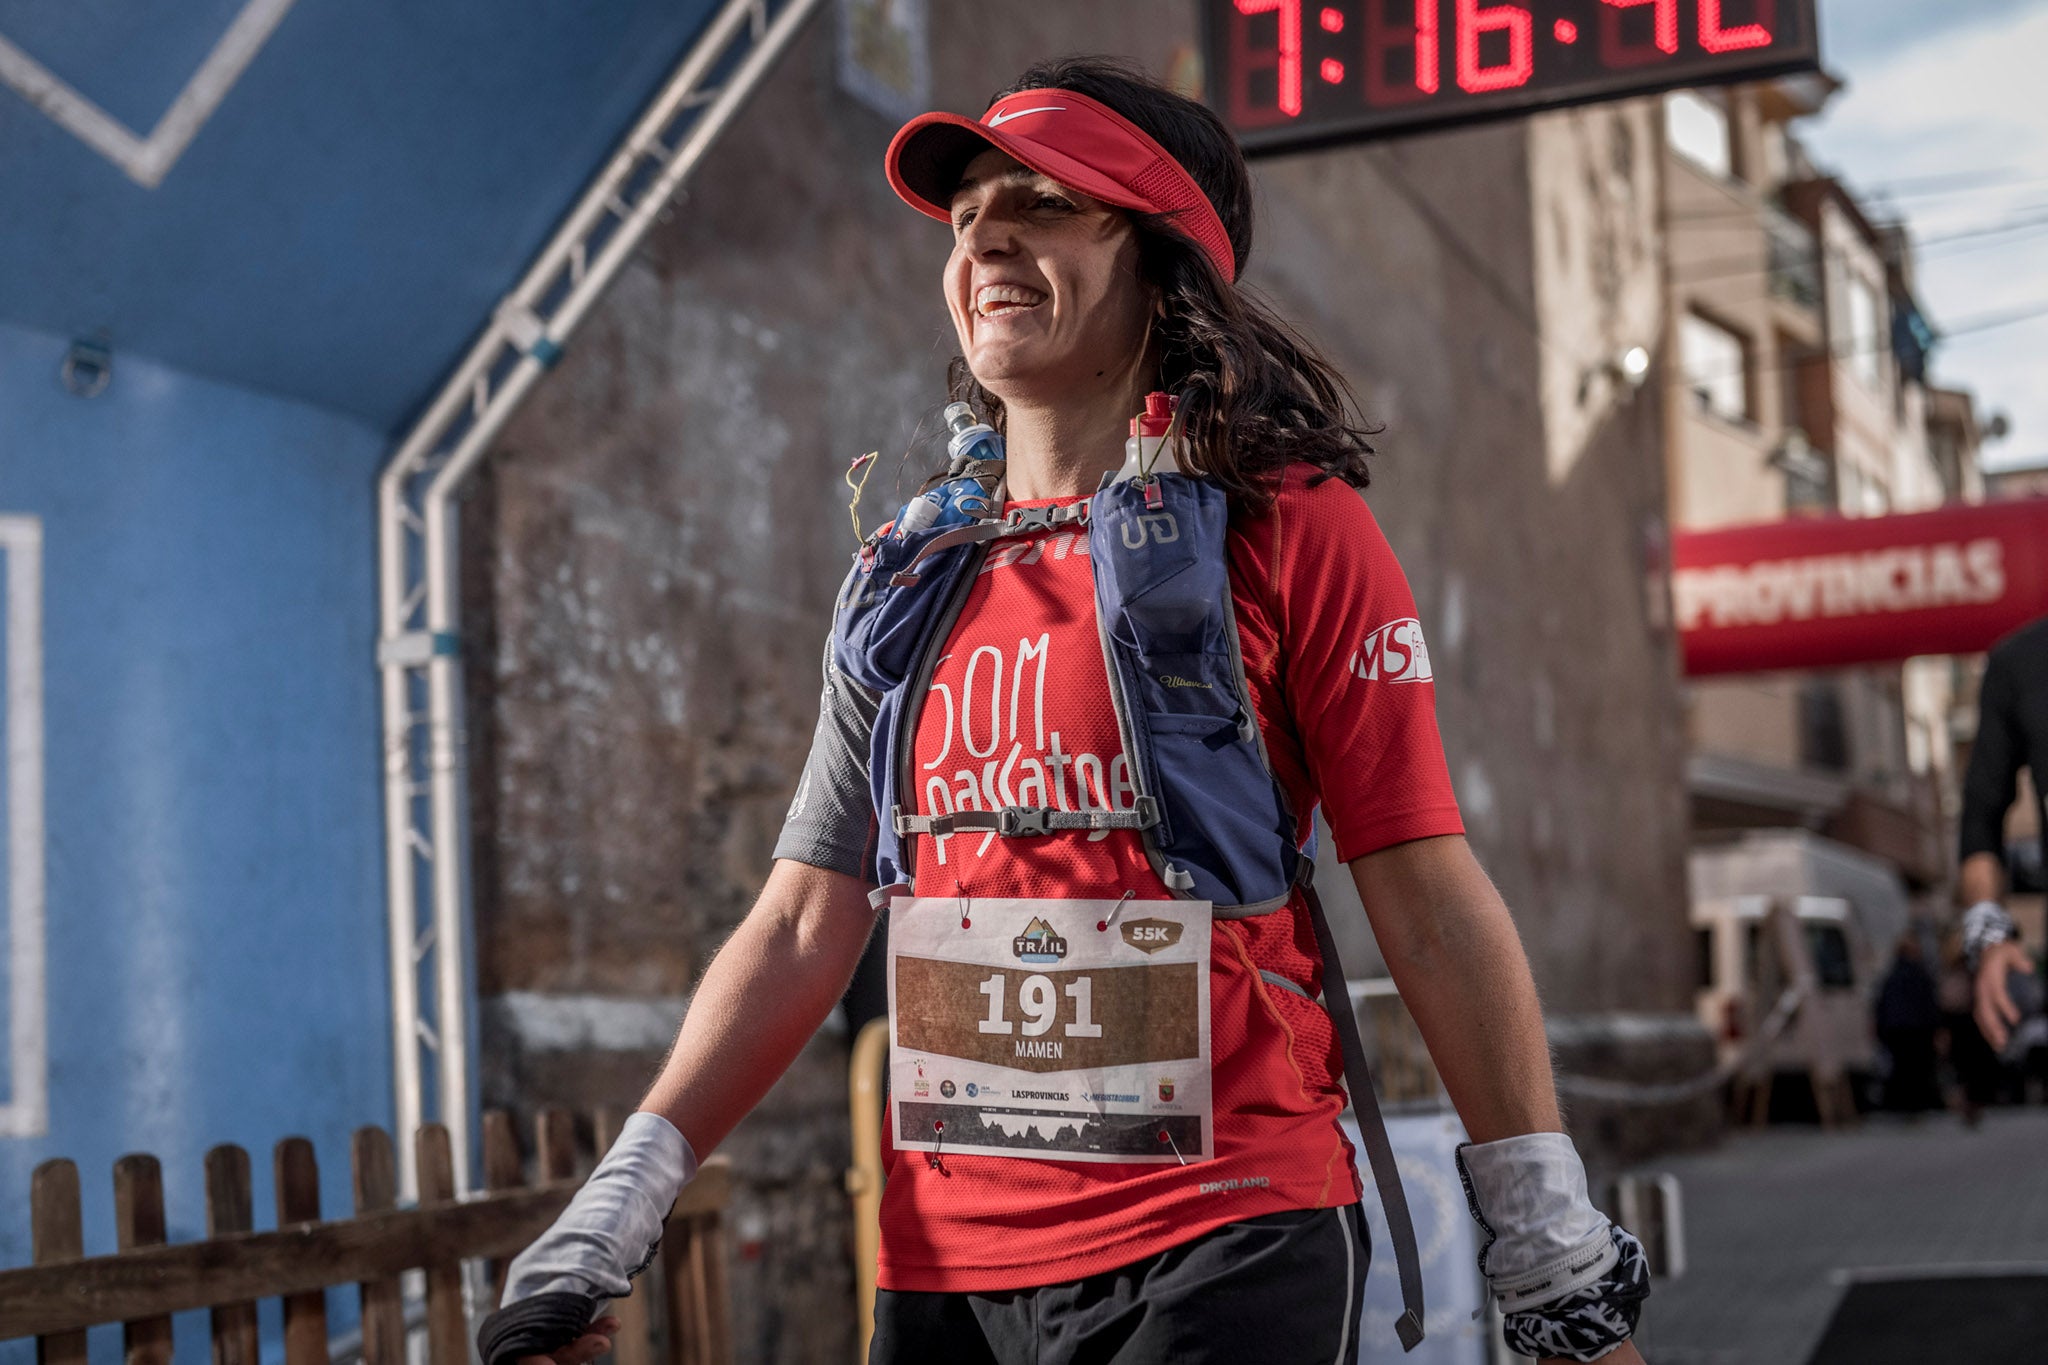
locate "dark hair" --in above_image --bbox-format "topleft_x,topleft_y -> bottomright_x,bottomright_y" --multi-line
944,55 -> 1375,510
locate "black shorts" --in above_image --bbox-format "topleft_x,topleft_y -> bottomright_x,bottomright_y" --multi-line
870,1204 -> 1371,1365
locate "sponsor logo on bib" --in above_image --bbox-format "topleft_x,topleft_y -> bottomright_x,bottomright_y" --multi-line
1013,917 -> 1070,963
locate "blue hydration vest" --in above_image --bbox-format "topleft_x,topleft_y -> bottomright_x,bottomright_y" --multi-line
834,473 -> 1301,912
831,466 -> 1428,1351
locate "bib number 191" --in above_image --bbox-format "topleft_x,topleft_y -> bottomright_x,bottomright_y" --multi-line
978,973 -> 1105,1038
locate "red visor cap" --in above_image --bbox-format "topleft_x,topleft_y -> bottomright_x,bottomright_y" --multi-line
886,88 -> 1237,284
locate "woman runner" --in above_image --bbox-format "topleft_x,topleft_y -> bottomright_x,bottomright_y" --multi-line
480,56 -> 1651,1365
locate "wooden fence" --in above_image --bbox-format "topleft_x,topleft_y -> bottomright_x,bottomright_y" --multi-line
0,1108 -> 731,1365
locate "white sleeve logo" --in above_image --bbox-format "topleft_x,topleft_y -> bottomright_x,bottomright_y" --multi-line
1350,618 -> 1432,684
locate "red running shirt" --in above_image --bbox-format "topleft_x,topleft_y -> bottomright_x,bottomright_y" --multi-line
876,464 -> 1465,1292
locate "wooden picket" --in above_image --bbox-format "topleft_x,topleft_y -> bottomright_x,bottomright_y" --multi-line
205,1144 -> 262,1365
0,1110 -> 731,1365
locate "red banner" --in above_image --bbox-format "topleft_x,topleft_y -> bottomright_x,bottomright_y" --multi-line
1672,499 -> 2048,676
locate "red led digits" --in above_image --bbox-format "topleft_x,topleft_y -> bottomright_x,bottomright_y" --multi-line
1365,0 -> 1441,105
1209,0 -> 1809,151
1699,0 -> 1774,52
1455,0 -> 1534,93
1234,0 -> 1305,117
1599,0 -> 1678,65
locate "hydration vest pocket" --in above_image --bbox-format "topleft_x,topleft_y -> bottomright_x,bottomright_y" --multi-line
1130,651 -> 1241,723
1140,711 -> 1297,907
1090,475 -> 1220,649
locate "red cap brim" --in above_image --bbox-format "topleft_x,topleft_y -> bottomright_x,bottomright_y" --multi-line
883,89 -> 1237,282
887,113 -> 1156,224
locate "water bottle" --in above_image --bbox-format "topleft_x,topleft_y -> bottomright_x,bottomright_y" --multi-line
895,405 -> 1003,536
944,401 -> 1005,469
1117,392 -> 1182,483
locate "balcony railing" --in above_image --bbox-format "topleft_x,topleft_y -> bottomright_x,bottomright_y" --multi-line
1766,205 -> 1822,311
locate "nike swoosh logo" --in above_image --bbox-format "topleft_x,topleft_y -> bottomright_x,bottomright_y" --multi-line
987,105 -> 1065,127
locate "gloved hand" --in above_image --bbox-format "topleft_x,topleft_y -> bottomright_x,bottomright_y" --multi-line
477,1111 -> 698,1365
1456,1132 -> 1650,1364
1962,899 -> 2019,972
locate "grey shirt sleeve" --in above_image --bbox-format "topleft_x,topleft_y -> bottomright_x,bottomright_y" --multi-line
773,638 -> 880,881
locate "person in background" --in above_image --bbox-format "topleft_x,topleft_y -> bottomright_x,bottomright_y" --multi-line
1875,933 -> 1941,1114
1959,617 -> 2048,1054
1936,928 -> 1998,1126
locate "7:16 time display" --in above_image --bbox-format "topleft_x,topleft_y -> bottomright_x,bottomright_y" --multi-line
1207,0 -> 1820,153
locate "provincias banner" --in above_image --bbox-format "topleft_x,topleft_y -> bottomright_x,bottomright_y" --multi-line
1672,498 -> 2048,676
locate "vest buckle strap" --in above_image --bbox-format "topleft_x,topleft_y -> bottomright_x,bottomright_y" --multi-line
995,806 -> 1053,837
1002,502 -> 1090,536
888,502 -> 1090,588
891,799 -> 1164,840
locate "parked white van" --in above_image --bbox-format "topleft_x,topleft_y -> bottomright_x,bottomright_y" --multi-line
1688,831 -> 1914,1104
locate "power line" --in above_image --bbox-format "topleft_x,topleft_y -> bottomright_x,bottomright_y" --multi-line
1668,177 -> 2048,226
1667,210 -> 2048,293
1666,233 -> 2048,315
1676,298 -> 2048,390
1860,167 -> 2048,198
1932,298 -> 2048,341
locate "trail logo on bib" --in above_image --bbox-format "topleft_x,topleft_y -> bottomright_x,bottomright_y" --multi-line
1121,918 -> 1183,955
1351,618 -> 1432,684
1013,918 -> 1070,964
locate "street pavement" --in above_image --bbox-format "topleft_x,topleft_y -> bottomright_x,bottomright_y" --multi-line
1625,1107 -> 2048,1365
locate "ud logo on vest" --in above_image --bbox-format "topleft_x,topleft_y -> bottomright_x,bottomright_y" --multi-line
1119,512 -> 1180,550
1120,918 -> 1183,955
1350,618 -> 1433,684
1013,917 -> 1070,963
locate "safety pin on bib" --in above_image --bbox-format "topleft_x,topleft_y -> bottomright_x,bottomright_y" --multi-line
1097,890 -> 1136,933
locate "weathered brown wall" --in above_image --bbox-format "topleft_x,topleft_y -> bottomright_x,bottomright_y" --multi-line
463,4 -> 1693,1359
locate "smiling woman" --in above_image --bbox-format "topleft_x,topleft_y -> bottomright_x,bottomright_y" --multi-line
892,57 -> 1381,510
477,53 -> 1648,1365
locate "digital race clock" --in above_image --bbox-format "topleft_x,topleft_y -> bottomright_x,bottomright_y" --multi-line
1204,0 -> 1821,153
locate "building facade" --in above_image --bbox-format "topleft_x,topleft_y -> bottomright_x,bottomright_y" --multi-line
1661,77 -> 1989,905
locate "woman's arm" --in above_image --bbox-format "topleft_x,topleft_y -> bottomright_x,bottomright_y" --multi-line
1348,832 -> 1559,1140
495,858 -> 878,1365
639,858 -> 880,1154
1350,833 -> 1649,1365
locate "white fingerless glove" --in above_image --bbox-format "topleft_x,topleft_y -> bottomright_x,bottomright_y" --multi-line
1963,900 -> 2018,973
505,1110 -> 699,1300
1457,1131 -> 1648,1362
478,1112 -> 698,1365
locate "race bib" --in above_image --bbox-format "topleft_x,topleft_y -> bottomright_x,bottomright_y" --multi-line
887,896 -> 1213,1164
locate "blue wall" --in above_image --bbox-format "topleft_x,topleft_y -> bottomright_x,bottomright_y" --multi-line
0,320 -> 391,1354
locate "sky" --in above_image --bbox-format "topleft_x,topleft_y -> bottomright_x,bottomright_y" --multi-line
1801,0 -> 2048,472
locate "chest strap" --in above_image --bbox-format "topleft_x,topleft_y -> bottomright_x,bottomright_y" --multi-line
892,795 -> 1159,839
889,501 -> 1092,586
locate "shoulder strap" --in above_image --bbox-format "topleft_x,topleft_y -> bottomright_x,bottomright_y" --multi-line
1303,878 -> 1427,1352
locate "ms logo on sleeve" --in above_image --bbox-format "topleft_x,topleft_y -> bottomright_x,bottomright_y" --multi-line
1350,618 -> 1433,684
